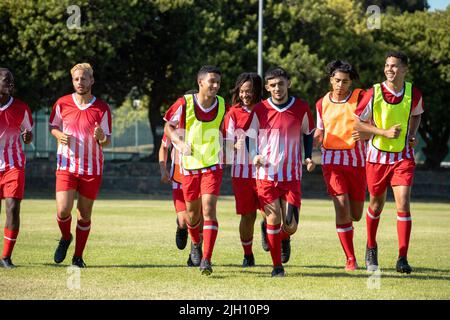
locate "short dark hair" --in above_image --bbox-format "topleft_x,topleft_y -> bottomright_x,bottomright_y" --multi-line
264,67 -> 290,83
326,60 -> 359,80
197,65 -> 221,80
386,51 -> 408,66
230,72 -> 263,105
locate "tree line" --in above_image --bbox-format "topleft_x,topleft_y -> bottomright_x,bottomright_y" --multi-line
0,0 -> 448,168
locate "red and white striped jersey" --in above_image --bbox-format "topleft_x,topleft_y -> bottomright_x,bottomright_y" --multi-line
49,94 -> 112,176
248,97 -> 315,182
163,95 -> 224,175
0,97 -> 33,171
316,90 -> 366,167
355,82 -> 424,164
161,134 -> 182,190
223,103 -> 256,178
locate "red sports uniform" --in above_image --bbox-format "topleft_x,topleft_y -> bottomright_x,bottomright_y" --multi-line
223,104 -> 259,215
248,96 -> 314,268
49,93 -> 112,200
1,97 -> 33,260
0,97 -> 33,199
355,81 -> 424,258
316,90 -> 367,201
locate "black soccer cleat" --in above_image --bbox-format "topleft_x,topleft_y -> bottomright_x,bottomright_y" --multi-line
72,256 -> 86,268
187,254 -> 195,267
54,234 -> 73,264
281,238 -> 291,263
271,266 -> 285,277
260,220 -> 269,252
175,218 -> 188,250
242,254 -> 255,267
190,241 -> 203,267
396,256 -> 412,274
199,259 -> 213,276
0,257 -> 16,269
365,245 -> 379,272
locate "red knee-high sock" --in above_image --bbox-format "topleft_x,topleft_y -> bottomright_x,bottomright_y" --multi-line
397,211 -> 412,258
241,237 -> 253,255
187,221 -> 201,244
2,228 -> 19,258
74,220 -> 91,257
336,222 -> 355,260
202,220 -> 218,261
266,223 -> 282,267
366,207 -> 381,248
57,215 -> 72,241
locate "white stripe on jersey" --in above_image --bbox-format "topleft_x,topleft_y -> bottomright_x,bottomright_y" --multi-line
88,137 -> 93,175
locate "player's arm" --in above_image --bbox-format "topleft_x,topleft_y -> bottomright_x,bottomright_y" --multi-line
49,126 -> 71,145
408,114 -> 421,148
158,142 -> 170,184
354,118 -> 401,139
93,122 -> 111,147
303,132 -> 315,172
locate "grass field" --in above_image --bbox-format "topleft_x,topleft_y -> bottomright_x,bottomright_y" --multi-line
1,196 -> 449,300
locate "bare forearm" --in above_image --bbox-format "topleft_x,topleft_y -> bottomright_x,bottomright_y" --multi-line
409,115 -> 421,137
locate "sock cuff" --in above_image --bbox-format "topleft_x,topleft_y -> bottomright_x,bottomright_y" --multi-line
266,223 -> 281,234
77,220 -> 91,230
4,228 -> 19,240
397,212 -> 412,221
367,207 -> 381,219
203,220 -> 219,230
57,215 -> 72,222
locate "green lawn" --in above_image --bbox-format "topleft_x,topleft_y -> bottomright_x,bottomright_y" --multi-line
1,197 -> 449,300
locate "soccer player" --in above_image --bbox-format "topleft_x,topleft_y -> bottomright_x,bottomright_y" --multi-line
247,67 -> 315,277
354,51 -> 424,274
0,68 -> 33,269
159,133 -> 203,266
49,63 -> 112,268
164,65 -> 225,275
314,60 -> 367,271
223,72 -> 263,267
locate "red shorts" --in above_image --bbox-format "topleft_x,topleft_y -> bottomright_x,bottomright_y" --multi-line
322,164 -> 367,201
256,179 -> 301,208
172,187 -> 186,213
182,168 -> 223,202
0,168 -> 25,199
366,159 -> 415,196
56,171 -> 103,200
232,177 -> 260,215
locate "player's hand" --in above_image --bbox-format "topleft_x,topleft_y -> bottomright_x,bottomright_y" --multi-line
234,138 -> 245,150
21,129 -> 33,144
305,158 -> 315,172
177,141 -> 191,156
384,124 -> 401,139
408,135 -> 418,148
352,130 -> 361,142
94,122 -> 105,142
253,155 -> 265,168
58,131 -> 71,145
160,168 -> 171,184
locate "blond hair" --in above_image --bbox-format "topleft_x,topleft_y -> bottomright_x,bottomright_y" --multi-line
70,63 -> 94,78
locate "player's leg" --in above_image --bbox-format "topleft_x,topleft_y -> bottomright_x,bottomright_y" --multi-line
279,181 -> 301,264
54,190 -> 76,264
240,212 -> 257,267
333,194 -> 358,270
200,193 -> 219,274
392,185 -> 413,273
1,168 -> 25,268
1,198 -> 21,268
173,187 -> 189,250
365,162 -> 390,271
264,200 -> 284,277
70,174 -> 102,267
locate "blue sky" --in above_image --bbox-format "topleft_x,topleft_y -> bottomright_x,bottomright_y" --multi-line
428,0 -> 450,11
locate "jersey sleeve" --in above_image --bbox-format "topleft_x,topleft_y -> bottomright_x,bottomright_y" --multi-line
49,101 -> 63,129
354,88 -> 374,122
163,97 -> 185,126
301,102 -> 315,135
411,87 -> 424,116
101,105 -> 112,136
315,98 -> 324,130
20,104 -> 34,131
